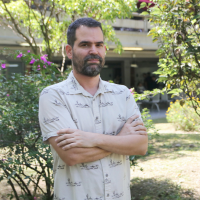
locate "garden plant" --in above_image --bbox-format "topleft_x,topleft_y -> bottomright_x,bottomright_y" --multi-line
141,0 -> 200,116
166,99 -> 200,132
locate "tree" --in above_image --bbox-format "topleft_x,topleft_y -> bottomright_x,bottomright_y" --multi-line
0,0 -> 138,64
142,0 -> 200,116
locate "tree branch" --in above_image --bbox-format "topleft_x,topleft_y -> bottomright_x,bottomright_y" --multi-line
1,1 -> 38,54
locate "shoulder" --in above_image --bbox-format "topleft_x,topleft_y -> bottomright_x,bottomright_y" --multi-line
102,80 -> 128,94
40,79 -> 68,98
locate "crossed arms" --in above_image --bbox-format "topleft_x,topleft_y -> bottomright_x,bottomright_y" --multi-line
48,115 -> 148,166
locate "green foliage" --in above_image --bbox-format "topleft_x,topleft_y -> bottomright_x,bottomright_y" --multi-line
0,0 -> 138,59
146,0 -> 200,116
166,99 -> 200,132
0,52 -> 69,199
130,107 -> 158,167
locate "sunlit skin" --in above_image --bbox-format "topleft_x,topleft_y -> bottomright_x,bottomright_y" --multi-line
66,26 -> 106,96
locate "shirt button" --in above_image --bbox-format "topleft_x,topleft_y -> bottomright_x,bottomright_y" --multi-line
107,194 -> 109,197
106,174 -> 108,177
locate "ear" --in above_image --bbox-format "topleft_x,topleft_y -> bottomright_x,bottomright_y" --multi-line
66,44 -> 73,59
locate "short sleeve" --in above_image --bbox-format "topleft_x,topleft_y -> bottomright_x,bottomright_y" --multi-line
125,87 -> 142,121
39,88 -> 77,144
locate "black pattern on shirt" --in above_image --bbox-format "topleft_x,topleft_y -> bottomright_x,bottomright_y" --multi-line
57,165 -> 65,170
99,100 -> 113,107
109,159 -> 122,168
70,77 -> 78,90
80,163 -> 99,170
75,101 -> 90,108
66,178 -> 81,187
40,89 -> 49,96
112,191 -> 124,199
53,99 -> 65,107
110,89 -> 124,95
103,131 -> 116,135
103,178 -> 111,184
72,117 -> 78,124
43,117 -> 59,125
84,194 -> 103,200
117,115 -> 126,122
95,117 -> 101,124
126,94 -> 131,101
56,89 -> 70,95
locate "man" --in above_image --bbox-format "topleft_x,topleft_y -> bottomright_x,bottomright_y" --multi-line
39,18 -> 148,200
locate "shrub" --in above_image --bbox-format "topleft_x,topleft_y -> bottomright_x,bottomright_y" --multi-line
0,73 -> 65,200
0,50 -> 70,200
166,99 -> 200,132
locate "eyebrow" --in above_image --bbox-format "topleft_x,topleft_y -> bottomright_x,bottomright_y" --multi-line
78,41 -> 104,45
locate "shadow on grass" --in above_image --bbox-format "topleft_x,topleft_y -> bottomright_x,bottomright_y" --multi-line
135,133 -> 200,162
130,177 -> 197,200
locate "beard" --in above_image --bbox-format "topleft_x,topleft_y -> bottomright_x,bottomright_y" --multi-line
72,51 -> 105,77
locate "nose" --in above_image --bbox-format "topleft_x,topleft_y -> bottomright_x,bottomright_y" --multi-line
89,45 -> 98,55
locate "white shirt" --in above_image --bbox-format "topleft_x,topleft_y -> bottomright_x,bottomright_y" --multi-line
39,72 -> 141,200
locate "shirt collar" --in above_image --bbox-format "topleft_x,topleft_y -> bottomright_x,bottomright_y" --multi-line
66,71 -> 113,97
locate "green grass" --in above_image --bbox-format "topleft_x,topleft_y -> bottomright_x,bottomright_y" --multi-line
131,131 -> 200,200
152,117 -> 168,124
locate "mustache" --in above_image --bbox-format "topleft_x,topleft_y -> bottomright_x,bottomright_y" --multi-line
84,55 -> 103,64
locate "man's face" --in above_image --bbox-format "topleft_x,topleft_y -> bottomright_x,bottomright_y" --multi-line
71,26 -> 106,77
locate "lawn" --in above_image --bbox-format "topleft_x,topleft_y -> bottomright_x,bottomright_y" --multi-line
130,123 -> 200,200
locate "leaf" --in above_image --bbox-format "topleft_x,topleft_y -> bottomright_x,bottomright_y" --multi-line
141,11 -> 149,16
185,38 -> 194,42
129,155 -> 135,161
179,99 -> 185,107
151,7 -> 161,15
27,178 -> 31,186
191,15 -> 200,20
140,2 -> 147,9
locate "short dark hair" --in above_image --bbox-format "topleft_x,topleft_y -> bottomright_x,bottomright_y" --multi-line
67,18 -> 103,47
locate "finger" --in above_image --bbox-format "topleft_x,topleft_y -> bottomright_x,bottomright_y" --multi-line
126,115 -> 139,124
62,143 -> 77,150
57,138 -> 76,147
55,134 -> 74,143
131,120 -> 144,127
57,128 -> 77,135
133,125 -> 147,132
136,131 -> 148,136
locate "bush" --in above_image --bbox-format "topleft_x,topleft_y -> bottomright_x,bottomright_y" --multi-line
166,100 -> 200,132
0,50 -> 70,199
0,73 -> 65,200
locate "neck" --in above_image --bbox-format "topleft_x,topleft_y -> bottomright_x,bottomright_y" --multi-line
72,70 -> 100,96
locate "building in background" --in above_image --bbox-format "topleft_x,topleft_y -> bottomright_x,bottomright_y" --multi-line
0,10 -> 158,89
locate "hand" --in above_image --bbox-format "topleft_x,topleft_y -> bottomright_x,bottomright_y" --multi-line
118,115 -> 147,136
55,128 -> 98,150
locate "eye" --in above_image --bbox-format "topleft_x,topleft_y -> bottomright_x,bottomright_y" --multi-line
82,43 -> 88,47
96,43 -> 103,47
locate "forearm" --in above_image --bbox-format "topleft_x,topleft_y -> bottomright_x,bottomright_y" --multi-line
64,147 -> 111,165
94,134 -> 148,155
49,137 -> 110,166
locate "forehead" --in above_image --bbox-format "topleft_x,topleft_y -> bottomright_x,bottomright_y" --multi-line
75,26 -> 104,43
